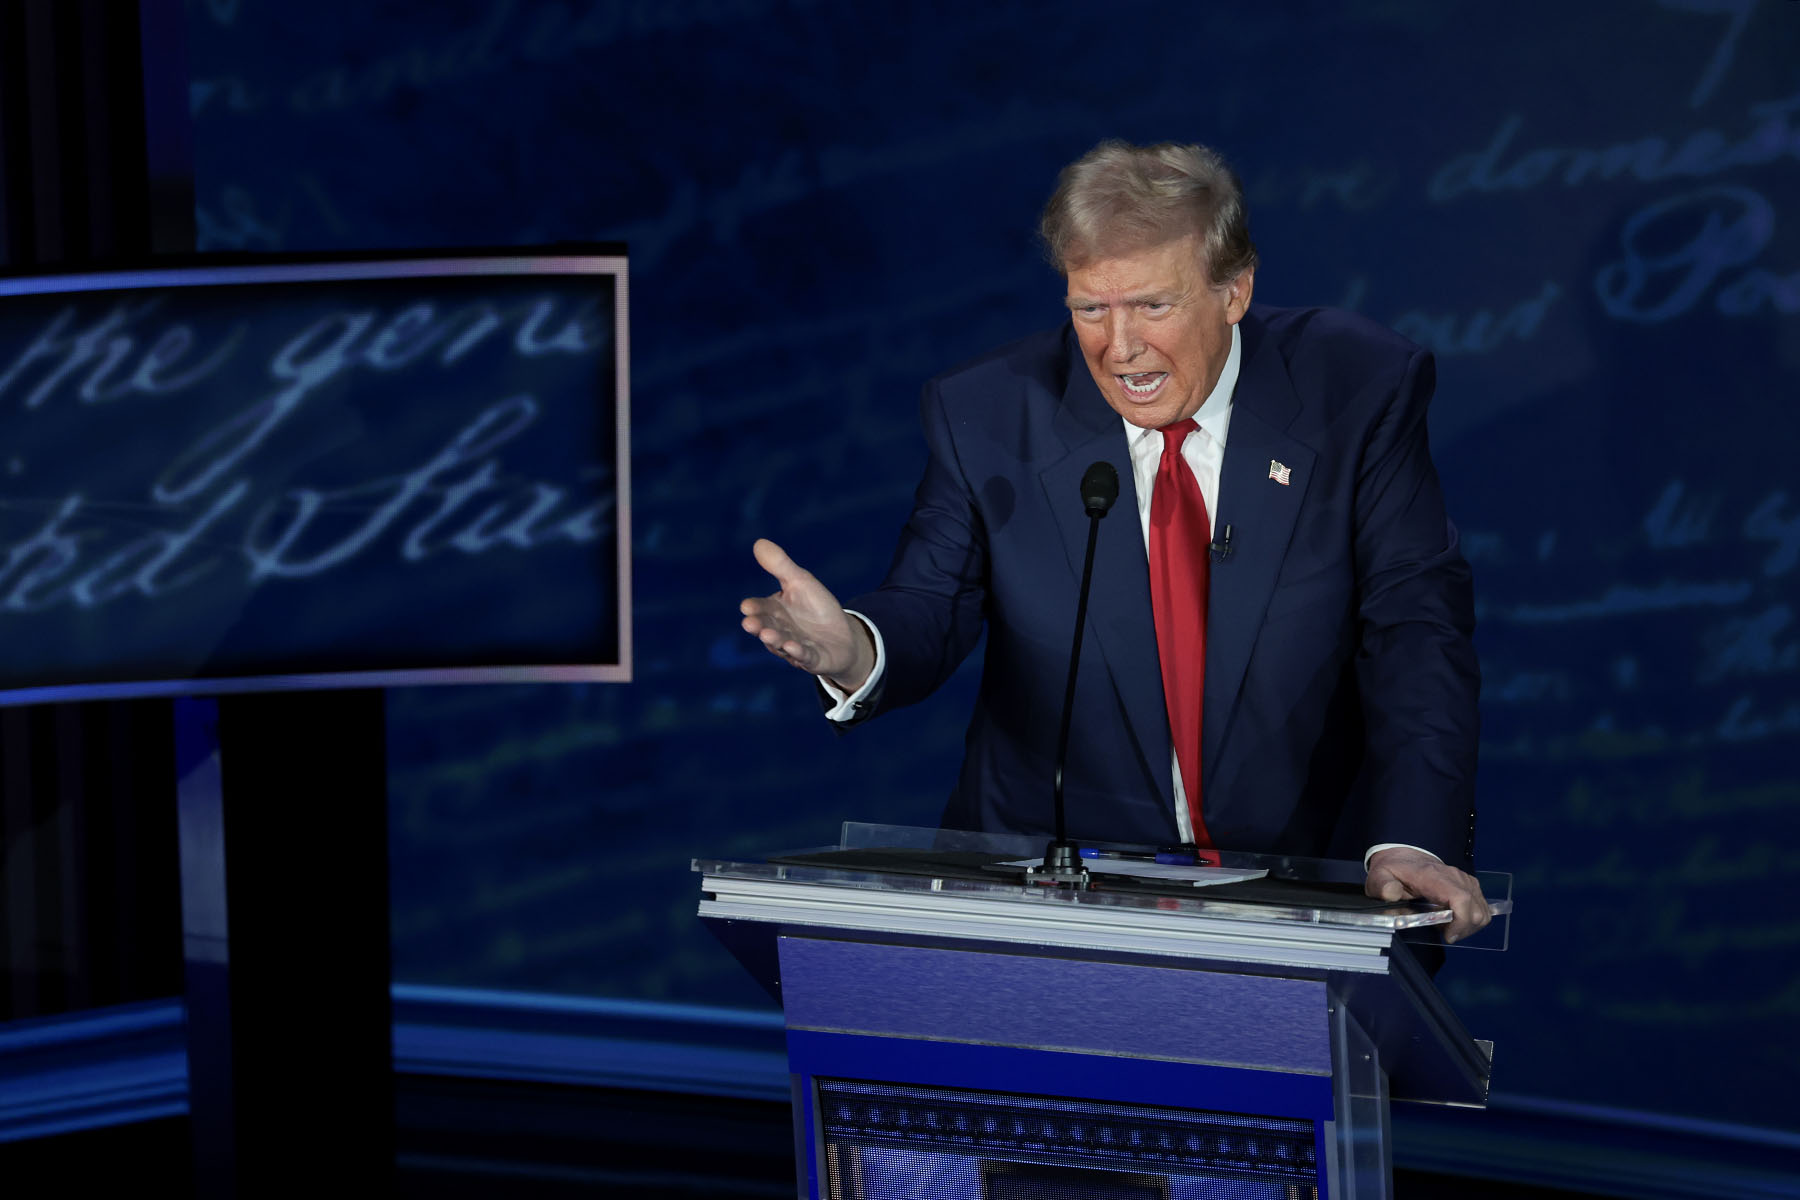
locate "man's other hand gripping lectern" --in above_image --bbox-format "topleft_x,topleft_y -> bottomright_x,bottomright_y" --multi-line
695,824 -> 1512,1200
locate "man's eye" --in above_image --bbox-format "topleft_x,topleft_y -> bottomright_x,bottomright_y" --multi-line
1143,302 -> 1170,314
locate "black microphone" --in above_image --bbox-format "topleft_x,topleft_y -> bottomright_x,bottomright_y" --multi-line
1081,461 -> 1119,516
1210,523 -> 1233,562
1029,461 -> 1118,887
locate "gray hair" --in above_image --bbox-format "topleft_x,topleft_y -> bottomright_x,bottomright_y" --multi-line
1039,140 -> 1258,286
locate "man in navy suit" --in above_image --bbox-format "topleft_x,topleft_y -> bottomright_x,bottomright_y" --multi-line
740,140 -> 1490,940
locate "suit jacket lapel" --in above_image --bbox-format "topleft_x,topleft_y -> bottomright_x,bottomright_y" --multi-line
1203,312 -> 1315,787
1039,328 -> 1174,812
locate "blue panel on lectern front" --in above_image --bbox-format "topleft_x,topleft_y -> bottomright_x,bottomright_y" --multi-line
778,937 -> 1331,1074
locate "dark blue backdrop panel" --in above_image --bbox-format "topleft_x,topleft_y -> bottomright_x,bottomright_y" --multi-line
0,263 -> 623,696
186,0 -> 1800,1131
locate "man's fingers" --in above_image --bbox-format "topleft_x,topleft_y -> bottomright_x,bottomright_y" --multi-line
1364,869 -> 1409,904
755,622 -> 802,659
1364,853 -> 1494,942
1445,890 -> 1493,944
1417,870 -> 1490,943
1444,896 -> 1472,942
1363,850 -> 1495,944
739,600 -> 778,638
742,606 -> 821,671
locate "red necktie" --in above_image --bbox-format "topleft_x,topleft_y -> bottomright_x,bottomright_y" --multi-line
1149,419 -> 1213,849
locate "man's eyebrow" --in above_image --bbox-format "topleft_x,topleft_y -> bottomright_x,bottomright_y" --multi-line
1065,290 -> 1176,308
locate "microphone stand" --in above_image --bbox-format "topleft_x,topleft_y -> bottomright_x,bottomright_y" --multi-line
1026,462 -> 1118,888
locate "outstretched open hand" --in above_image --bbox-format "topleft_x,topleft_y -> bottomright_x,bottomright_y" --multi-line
739,538 -> 874,690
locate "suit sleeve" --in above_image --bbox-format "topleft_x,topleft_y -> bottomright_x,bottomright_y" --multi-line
1351,348 -> 1481,867
837,378 -> 991,721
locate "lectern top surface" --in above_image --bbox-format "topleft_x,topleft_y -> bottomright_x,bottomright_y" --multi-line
695,843 -> 1512,934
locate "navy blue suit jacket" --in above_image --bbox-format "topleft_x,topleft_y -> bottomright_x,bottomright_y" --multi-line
847,304 -> 1479,867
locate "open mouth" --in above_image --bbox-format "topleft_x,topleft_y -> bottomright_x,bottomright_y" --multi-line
1118,371 -> 1167,397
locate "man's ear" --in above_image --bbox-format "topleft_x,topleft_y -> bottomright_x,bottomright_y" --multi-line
1225,269 -> 1254,323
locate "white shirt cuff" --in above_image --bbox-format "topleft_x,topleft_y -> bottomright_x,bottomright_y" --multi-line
1364,842 -> 1442,870
821,610 -> 885,721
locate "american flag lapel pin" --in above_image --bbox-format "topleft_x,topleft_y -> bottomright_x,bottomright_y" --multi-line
1268,459 -> 1292,486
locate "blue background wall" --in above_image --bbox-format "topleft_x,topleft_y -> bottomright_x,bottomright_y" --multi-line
184,0 -> 1798,1135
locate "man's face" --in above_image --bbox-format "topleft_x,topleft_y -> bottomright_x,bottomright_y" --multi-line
1065,234 -> 1254,429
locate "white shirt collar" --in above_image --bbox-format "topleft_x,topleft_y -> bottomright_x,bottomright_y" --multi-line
1122,322 -> 1241,447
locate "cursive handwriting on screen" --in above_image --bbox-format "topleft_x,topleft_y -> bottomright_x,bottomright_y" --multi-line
0,276 -> 618,682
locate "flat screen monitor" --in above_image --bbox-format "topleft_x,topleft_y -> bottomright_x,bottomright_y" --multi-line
0,248 -> 630,705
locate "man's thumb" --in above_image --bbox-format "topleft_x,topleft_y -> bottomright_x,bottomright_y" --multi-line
753,538 -> 798,582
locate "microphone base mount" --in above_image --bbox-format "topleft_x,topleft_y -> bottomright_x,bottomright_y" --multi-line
1024,840 -> 1092,889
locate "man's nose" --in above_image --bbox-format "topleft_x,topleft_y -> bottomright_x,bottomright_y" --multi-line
1107,313 -> 1141,362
